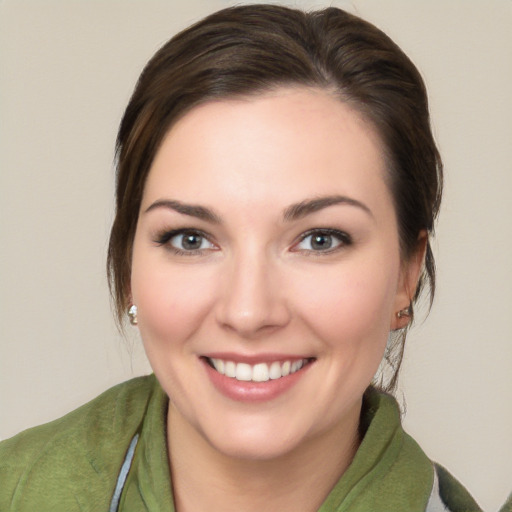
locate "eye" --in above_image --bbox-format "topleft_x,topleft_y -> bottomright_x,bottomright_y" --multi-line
293,229 -> 351,253
155,229 -> 216,254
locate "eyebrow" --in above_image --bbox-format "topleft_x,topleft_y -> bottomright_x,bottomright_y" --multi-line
144,194 -> 373,224
144,199 -> 221,224
283,195 -> 373,221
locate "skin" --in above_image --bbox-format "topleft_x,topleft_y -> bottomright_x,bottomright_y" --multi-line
130,87 -> 424,512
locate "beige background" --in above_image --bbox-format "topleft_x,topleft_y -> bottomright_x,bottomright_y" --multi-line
1,1 -> 511,510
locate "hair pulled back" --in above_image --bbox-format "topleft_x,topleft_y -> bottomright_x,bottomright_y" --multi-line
108,4 -> 442,391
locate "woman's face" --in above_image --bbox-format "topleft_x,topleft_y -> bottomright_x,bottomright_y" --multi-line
131,88 -> 419,460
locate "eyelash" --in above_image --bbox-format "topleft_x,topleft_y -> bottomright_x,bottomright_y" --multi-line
153,228 -> 216,256
153,227 -> 352,256
292,228 -> 352,255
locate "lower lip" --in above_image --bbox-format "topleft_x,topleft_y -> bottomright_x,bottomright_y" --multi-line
202,359 -> 312,403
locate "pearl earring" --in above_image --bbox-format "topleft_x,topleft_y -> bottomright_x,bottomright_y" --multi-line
128,305 -> 138,325
396,306 -> 411,319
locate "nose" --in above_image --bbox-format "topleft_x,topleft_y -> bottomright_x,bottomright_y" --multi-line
215,250 -> 291,338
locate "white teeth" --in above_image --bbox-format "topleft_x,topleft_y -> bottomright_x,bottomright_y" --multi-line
225,361 -> 236,378
252,363 -> 270,382
209,358 -> 309,382
236,363 -> 253,381
211,358 -> 225,374
269,361 -> 282,380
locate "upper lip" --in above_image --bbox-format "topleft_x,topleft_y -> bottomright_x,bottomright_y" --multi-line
201,352 -> 315,365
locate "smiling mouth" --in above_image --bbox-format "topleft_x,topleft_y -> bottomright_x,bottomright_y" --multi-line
204,357 -> 315,383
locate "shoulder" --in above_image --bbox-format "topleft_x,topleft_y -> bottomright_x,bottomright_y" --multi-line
0,375 -> 157,511
429,464 -> 482,512
499,493 -> 512,512
362,389 -> 482,512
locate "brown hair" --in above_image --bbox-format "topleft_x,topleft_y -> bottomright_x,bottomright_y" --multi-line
107,4 -> 442,391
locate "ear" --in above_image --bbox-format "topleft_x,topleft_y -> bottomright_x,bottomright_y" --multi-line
390,231 -> 428,331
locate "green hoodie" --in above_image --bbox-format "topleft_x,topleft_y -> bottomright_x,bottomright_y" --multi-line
0,375 -> 482,511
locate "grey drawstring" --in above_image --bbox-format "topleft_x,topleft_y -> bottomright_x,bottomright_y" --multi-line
109,433 -> 140,512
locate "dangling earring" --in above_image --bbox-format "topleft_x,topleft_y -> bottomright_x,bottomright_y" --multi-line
396,306 -> 411,319
128,304 -> 138,325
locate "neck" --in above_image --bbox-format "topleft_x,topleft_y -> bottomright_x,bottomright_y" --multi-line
166,402 -> 361,512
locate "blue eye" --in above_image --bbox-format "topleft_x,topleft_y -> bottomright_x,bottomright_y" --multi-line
295,229 -> 351,252
171,232 -> 209,251
155,229 -> 216,254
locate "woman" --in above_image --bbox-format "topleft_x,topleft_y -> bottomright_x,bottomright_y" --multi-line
0,4 -> 484,511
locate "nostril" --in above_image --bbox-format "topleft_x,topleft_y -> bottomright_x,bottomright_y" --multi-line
214,262 -> 291,336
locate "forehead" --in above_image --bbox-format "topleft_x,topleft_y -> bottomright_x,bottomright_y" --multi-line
142,88 -> 391,215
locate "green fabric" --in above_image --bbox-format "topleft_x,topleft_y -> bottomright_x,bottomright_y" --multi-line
318,389 -> 434,511
117,378 -> 174,511
434,464 -> 482,512
0,377 -> 156,511
0,376 -> 480,511
500,494 -> 512,512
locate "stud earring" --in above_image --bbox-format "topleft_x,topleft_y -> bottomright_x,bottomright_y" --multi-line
396,306 -> 411,319
128,304 -> 138,325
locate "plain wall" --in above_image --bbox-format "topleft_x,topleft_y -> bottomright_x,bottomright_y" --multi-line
1,1 -> 511,510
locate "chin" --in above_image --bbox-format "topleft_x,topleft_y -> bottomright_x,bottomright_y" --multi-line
186,408 -> 311,462
206,429 -> 305,462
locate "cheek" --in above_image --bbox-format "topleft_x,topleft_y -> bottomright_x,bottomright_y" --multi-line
131,249 -> 218,349
292,256 -> 399,347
